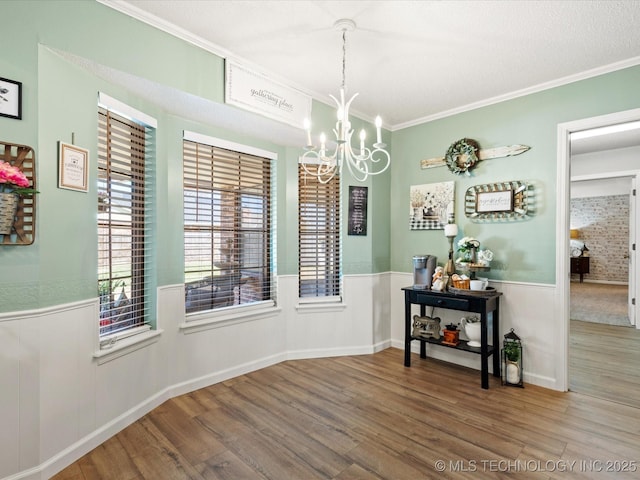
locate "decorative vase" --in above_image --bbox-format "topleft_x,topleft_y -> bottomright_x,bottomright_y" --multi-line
506,361 -> 520,384
0,192 -> 19,235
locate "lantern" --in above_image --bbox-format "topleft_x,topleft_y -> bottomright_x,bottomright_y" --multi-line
501,328 -> 523,387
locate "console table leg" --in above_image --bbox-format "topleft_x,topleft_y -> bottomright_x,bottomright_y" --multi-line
404,291 -> 411,367
492,306 -> 501,378
481,311 -> 489,389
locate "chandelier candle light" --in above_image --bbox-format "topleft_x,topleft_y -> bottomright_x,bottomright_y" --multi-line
301,19 -> 391,183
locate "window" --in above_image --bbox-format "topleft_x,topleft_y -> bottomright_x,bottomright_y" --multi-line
183,132 -> 274,314
97,99 -> 155,342
298,164 -> 341,298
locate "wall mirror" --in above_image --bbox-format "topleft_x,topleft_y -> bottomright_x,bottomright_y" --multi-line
464,180 -> 533,221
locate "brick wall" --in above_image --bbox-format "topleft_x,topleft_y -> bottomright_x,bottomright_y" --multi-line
570,194 -> 629,283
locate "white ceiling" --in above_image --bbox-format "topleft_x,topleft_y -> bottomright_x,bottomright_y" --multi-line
100,0 -> 640,150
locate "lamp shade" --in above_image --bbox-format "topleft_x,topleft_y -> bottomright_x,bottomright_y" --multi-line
570,229 -> 579,239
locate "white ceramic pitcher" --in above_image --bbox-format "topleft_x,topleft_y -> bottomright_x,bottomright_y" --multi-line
460,317 -> 482,347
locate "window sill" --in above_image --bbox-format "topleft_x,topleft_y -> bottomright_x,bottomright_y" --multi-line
93,328 -> 163,365
180,302 -> 281,334
296,297 -> 347,314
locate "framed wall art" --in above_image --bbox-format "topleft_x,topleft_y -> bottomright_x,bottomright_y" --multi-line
58,142 -> 89,192
465,180 -> 533,221
0,77 -> 22,120
348,185 -> 368,235
409,181 -> 454,230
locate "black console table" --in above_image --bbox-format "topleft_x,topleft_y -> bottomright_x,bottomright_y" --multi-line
402,286 -> 502,389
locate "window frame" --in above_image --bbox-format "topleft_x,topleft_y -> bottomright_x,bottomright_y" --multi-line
182,131 -> 278,326
94,93 -> 160,359
297,161 -> 343,304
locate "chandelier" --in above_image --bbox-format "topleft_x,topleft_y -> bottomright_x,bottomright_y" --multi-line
301,19 -> 391,183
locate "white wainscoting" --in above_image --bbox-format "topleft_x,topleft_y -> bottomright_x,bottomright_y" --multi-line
0,273 -> 558,480
0,273 -> 391,480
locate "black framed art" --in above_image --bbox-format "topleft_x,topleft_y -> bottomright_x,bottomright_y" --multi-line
0,77 -> 22,120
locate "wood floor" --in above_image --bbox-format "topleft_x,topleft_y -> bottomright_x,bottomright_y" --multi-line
570,319 -> 640,409
53,348 -> 640,480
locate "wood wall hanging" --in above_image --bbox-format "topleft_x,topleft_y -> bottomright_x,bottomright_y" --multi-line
421,142 -> 530,173
0,141 -> 36,245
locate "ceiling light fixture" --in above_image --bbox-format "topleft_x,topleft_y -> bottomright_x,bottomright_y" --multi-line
301,19 -> 390,183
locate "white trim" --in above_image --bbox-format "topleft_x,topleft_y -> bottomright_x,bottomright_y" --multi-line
96,0 -> 317,101
295,299 -> 347,314
93,329 -> 163,365
393,56 -> 640,131
286,345 -> 375,360
97,92 -> 157,127
180,301 -> 280,334
183,130 -> 277,160
0,298 -> 95,322
557,107 -> 640,392
98,324 -> 152,349
571,170 -> 640,182
297,295 -> 342,305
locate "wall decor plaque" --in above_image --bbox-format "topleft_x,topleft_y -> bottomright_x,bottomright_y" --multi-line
465,180 -> 533,221
58,142 -> 89,192
348,185 -> 368,235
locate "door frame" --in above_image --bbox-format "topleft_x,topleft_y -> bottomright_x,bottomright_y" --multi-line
570,171 -> 638,326
557,107 -> 640,392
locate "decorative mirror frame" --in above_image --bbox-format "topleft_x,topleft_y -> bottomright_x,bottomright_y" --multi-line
465,180 -> 532,221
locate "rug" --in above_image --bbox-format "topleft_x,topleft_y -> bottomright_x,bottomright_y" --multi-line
570,282 -> 632,327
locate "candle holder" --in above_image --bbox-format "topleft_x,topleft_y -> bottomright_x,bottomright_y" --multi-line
443,216 -> 458,286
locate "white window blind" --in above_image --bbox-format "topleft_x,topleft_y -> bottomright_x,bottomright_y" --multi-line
183,138 -> 274,314
98,106 -> 154,338
298,164 -> 341,298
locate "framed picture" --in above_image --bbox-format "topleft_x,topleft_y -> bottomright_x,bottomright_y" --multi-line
58,142 -> 89,192
0,77 -> 22,120
348,186 -> 368,235
409,181 -> 454,230
476,190 -> 514,213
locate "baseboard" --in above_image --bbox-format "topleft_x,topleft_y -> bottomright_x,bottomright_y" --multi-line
286,345 -> 375,360
37,389 -> 170,480
26,346 -> 375,480
166,352 -> 288,399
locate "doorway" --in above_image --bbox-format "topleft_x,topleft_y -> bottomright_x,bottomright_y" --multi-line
557,109 -> 640,403
569,173 -> 636,328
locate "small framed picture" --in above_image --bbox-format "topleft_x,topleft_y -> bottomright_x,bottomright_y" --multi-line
59,142 -> 89,192
476,190 -> 514,213
0,77 -> 22,120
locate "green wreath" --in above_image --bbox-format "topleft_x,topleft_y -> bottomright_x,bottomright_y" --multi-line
445,138 -> 480,175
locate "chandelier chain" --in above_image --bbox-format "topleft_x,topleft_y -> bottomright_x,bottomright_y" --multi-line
341,29 -> 347,91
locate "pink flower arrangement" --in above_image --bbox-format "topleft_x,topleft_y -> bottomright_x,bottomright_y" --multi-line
0,160 -> 36,195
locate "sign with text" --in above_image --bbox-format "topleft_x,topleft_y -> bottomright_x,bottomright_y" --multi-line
476,190 -> 514,213
225,61 -> 312,129
348,186 -> 368,236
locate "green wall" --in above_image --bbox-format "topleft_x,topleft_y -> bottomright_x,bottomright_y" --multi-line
390,66 -> 640,284
0,0 -> 388,312
2,0 -> 639,313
